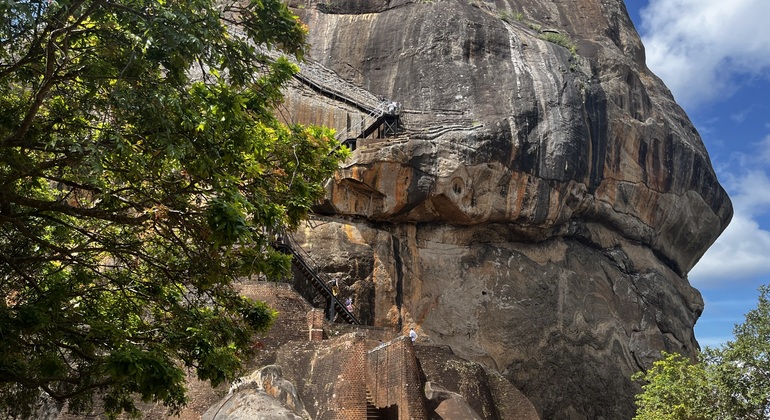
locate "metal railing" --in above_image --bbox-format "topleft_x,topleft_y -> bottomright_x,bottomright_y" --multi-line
274,233 -> 360,324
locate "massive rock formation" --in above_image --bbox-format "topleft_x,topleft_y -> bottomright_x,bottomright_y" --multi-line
276,0 -> 732,418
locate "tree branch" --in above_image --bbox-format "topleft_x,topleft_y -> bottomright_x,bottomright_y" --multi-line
2,192 -> 150,225
1,0 -> 95,147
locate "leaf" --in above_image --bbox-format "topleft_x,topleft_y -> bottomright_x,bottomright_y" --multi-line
0,0 -> 344,417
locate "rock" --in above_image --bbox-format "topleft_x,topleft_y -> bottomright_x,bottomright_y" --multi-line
202,389 -> 305,420
237,330 -> 538,420
426,382 -> 484,420
291,219 -> 704,418
418,345 -> 539,420
253,365 -> 309,417
424,381 -> 455,403
203,365 -> 310,420
273,0 -> 733,418
283,0 -> 730,274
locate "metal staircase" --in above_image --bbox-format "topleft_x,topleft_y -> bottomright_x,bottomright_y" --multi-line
257,47 -> 400,151
340,100 -> 400,151
291,61 -> 401,150
273,236 -> 359,325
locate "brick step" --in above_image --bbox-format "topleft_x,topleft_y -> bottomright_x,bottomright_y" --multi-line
365,389 -> 381,420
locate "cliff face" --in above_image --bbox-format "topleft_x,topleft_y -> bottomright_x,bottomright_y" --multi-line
280,0 -> 732,418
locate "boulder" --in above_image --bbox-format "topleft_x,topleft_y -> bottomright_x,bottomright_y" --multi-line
426,382 -> 484,420
275,0 -> 733,418
203,365 -> 310,420
201,389 -> 305,420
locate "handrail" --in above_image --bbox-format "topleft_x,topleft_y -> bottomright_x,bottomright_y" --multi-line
337,99 -> 392,141
292,71 -> 378,116
275,234 -> 360,324
257,47 -> 401,152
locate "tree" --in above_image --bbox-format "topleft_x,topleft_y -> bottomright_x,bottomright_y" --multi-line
633,285 -> 770,419
0,0 -> 346,417
632,352 -> 716,420
707,285 -> 770,419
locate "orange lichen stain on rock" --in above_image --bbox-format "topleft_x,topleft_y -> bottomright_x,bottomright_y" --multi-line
386,305 -> 401,327
390,166 -> 411,213
342,224 -> 366,244
506,171 -> 529,221
348,165 -> 366,183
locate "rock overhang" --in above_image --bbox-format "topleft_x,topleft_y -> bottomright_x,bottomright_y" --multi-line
287,0 -> 732,276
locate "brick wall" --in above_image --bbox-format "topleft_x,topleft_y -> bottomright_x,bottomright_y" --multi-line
332,333 -> 368,420
366,336 -> 428,419
276,337 -> 369,420
307,308 -> 326,341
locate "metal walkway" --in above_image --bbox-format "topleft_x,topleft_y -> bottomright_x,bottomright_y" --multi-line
290,61 -> 400,150
257,47 -> 400,150
340,100 -> 400,151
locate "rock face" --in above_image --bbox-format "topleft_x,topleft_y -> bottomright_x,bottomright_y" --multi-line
203,365 -> 310,420
279,0 -> 733,418
419,346 -> 539,420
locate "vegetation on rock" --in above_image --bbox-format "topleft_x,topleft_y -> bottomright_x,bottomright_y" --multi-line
0,0 -> 346,417
633,285 -> 770,419
539,32 -> 578,57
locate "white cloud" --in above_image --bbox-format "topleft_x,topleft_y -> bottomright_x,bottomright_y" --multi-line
689,212 -> 770,287
728,104 -> 766,123
726,170 -> 770,215
730,110 -> 749,124
758,135 -> 770,165
689,161 -> 770,287
640,0 -> 770,109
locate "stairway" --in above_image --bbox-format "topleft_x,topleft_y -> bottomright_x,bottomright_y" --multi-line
366,389 -> 381,420
340,100 -> 400,151
273,238 -> 360,325
256,47 -> 400,149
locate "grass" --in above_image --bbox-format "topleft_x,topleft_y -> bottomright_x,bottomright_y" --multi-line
499,11 -> 524,23
539,32 -> 577,57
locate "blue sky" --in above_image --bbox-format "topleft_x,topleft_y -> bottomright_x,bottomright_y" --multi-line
624,0 -> 770,347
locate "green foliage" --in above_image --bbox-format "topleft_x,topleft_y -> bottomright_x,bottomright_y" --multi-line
498,11 -> 524,24
633,286 -> 770,419
632,352 -> 716,420
0,0 -> 346,417
707,285 -> 770,419
540,32 -> 578,57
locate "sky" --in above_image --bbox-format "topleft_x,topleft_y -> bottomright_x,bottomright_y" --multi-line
624,0 -> 770,347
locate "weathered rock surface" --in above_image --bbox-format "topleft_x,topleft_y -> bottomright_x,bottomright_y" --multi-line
276,0 -> 733,418
203,365 -> 310,420
426,382 -> 484,420
202,389 -> 306,420
420,346 -> 539,420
